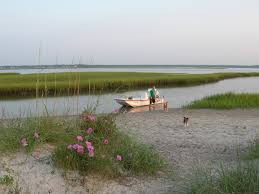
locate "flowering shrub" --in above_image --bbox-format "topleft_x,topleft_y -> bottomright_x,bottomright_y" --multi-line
62,114 -> 121,163
53,113 -> 164,176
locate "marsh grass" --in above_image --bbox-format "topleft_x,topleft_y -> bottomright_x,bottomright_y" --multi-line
53,114 -> 165,177
1,72 -> 259,98
185,92 -> 259,109
187,162 -> 259,194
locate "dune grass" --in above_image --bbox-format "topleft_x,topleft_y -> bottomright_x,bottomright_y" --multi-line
245,140 -> 259,160
0,116 -> 79,154
187,163 -> 259,194
1,72 -> 259,98
0,175 -> 14,186
187,129 -> 259,194
185,93 -> 259,109
0,114 -> 164,177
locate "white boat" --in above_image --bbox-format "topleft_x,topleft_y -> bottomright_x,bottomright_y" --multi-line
118,103 -> 164,113
114,97 -> 165,107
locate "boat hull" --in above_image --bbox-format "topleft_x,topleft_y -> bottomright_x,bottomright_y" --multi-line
114,98 -> 164,107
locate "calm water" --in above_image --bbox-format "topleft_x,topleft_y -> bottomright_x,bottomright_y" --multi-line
1,67 -> 259,74
1,77 -> 259,118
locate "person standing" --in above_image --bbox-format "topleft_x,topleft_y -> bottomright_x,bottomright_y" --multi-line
149,86 -> 156,104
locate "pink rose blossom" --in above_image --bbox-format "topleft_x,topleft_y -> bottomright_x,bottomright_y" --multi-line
33,132 -> 39,139
76,145 -> 84,154
87,145 -> 94,157
103,139 -> 109,145
85,142 -> 94,157
82,114 -> 97,122
87,145 -> 94,152
76,135 -> 83,142
89,115 -> 96,122
87,128 -> 93,135
88,149 -> 94,157
85,141 -> 92,148
72,144 -> 79,150
20,138 -> 28,147
116,155 -> 123,161
67,144 -> 73,150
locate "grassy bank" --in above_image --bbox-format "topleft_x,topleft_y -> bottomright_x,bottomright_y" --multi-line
185,93 -> 259,109
245,140 -> 259,160
0,113 -> 164,177
187,139 -> 259,194
186,162 -> 259,194
1,72 -> 259,98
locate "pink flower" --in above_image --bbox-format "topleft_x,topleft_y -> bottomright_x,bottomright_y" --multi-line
82,114 -> 97,122
88,149 -> 94,157
33,132 -> 39,139
67,144 -> 73,150
116,155 -> 123,161
85,142 -> 95,157
72,144 -> 79,150
89,115 -> 97,122
87,146 -> 94,157
76,145 -> 84,154
76,135 -> 83,142
87,145 -> 94,152
87,128 -> 93,135
103,139 -> 109,145
85,141 -> 92,148
20,138 -> 28,147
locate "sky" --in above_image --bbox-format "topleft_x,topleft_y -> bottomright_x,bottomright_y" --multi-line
0,0 -> 259,65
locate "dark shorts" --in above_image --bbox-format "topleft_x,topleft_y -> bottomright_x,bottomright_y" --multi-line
150,97 -> 155,104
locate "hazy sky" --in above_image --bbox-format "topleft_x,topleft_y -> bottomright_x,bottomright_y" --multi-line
1,0 -> 259,65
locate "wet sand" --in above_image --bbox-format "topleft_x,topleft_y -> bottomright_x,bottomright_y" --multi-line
1,109 -> 259,193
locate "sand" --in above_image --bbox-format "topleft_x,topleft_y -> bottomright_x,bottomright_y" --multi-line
1,109 -> 259,194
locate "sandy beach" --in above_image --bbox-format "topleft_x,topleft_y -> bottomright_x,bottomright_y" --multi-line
1,109 -> 259,193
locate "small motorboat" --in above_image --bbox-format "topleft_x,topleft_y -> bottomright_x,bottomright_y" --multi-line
114,89 -> 165,107
118,103 -> 164,113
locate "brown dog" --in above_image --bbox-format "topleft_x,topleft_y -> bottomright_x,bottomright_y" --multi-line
183,117 -> 189,127
163,101 -> 168,112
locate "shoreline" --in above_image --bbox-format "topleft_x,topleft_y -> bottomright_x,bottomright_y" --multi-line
1,109 -> 259,193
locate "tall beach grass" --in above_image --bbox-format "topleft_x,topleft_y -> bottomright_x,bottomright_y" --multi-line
186,162 -> 259,194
